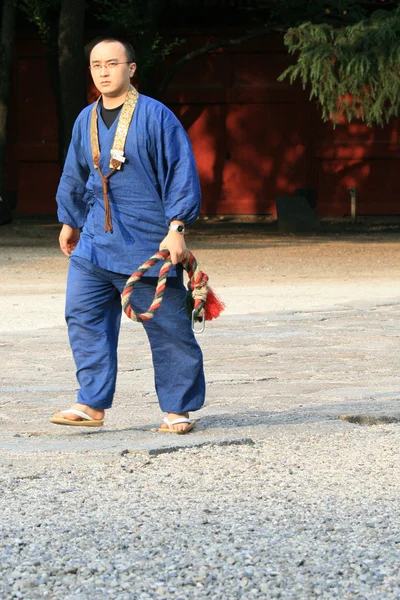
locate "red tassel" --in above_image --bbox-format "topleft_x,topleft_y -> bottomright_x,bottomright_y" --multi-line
204,286 -> 225,321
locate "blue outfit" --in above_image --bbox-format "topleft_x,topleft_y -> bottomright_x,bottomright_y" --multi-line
57,94 -> 201,274
56,94 -> 205,413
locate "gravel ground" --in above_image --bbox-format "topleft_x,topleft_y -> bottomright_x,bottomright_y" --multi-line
1,425 -> 399,600
1,221 -> 400,599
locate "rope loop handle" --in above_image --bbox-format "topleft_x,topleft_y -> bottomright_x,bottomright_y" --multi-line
121,249 -> 207,323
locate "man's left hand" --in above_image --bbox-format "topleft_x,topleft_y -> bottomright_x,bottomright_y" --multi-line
159,230 -> 188,265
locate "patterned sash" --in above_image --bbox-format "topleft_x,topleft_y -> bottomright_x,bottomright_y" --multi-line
90,84 -> 139,232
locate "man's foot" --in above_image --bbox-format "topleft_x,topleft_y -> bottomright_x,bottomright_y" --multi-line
158,412 -> 195,434
50,403 -> 105,427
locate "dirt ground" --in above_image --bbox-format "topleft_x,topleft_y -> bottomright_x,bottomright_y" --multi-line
1,218 -> 400,331
2,220 -> 400,600
1,218 -> 400,282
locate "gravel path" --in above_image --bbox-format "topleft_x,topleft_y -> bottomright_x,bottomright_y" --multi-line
1,221 -> 400,599
1,425 -> 399,600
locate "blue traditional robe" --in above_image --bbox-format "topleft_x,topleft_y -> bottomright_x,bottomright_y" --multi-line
56,94 -> 202,275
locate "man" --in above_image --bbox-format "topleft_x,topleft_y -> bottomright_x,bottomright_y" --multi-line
50,38 -> 205,433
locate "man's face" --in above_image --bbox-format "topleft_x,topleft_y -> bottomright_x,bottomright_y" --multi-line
89,41 -> 136,97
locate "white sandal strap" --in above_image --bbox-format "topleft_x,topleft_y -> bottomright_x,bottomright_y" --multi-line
61,409 -> 93,421
163,417 -> 193,426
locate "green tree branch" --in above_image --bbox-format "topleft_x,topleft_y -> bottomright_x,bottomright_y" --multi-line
279,5 -> 400,126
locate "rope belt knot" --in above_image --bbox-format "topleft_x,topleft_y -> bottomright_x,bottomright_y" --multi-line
121,249 -> 225,332
93,156 -> 118,234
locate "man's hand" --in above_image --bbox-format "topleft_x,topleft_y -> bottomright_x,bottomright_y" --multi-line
159,229 -> 188,265
59,224 -> 80,257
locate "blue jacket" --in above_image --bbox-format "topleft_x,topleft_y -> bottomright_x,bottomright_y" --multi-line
56,94 -> 202,275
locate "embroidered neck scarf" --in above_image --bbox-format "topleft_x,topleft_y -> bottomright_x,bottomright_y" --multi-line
90,84 -> 139,233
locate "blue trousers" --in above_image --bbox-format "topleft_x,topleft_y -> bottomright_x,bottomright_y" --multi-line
65,256 -> 205,413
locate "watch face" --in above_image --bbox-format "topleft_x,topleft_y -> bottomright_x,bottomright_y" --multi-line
177,225 -> 185,233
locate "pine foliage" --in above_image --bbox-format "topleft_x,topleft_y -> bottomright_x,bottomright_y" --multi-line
279,6 -> 400,126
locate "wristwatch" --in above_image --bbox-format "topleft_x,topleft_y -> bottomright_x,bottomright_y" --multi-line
169,223 -> 186,234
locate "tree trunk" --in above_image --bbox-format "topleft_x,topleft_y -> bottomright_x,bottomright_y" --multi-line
0,0 -> 17,204
58,0 -> 86,162
136,0 -> 164,97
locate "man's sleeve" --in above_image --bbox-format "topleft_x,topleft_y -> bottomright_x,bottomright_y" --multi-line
56,117 -> 90,228
158,124 -> 202,226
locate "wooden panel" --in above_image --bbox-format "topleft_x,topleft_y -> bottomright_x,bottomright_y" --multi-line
173,101 -> 310,215
15,57 -> 58,150
316,118 -> 400,160
171,104 -> 227,214
17,162 -> 60,215
317,159 -> 400,217
313,105 -> 400,215
232,51 -> 298,97
8,30 -> 400,218
162,52 -> 230,104
9,54 -> 59,214
220,103 -> 309,214
13,142 -> 58,162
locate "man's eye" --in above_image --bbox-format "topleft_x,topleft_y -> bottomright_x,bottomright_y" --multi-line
108,62 -> 118,68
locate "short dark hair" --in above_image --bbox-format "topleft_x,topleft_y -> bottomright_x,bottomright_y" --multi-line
89,37 -> 136,63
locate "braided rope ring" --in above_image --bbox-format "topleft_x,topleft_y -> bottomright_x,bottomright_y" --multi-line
121,248 -> 208,323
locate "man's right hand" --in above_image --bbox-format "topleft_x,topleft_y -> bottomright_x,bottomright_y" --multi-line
59,224 -> 80,257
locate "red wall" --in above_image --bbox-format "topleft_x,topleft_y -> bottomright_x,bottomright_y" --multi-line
6,32 -> 400,218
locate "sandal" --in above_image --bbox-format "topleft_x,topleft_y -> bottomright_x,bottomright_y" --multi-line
157,416 -> 196,435
50,409 -> 104,427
